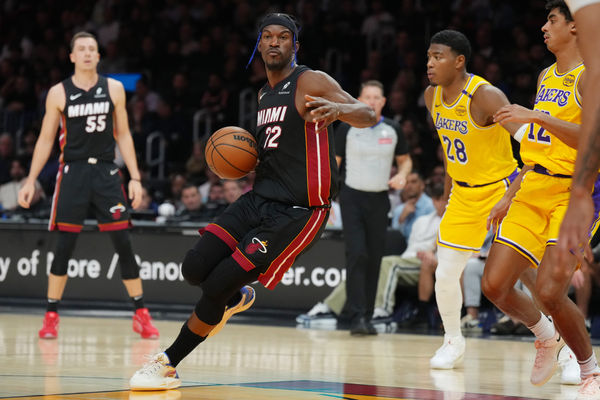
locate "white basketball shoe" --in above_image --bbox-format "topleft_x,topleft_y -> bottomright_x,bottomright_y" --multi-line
130,352 -> 181,391
430,335 -> 465,369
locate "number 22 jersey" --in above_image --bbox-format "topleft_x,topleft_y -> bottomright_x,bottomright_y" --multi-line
253,65 -> 339,208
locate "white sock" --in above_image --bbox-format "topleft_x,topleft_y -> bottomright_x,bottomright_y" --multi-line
434,247 -> 472,338
579,353 -> 600,378
527,313 -> 555,341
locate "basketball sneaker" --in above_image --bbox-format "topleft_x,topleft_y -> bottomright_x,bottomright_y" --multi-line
530,331 -> 564,386
133,308 -> 160,339
430,335 -> 465,369
296,302 -> 337,326
130,352 -> 181,391
208,285 -> 255,337
559,346 -> 582,385
39,311 -> 59,339
577,373 -> 600,399
460,314 -> 482,333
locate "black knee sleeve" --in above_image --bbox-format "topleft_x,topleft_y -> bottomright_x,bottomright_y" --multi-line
50,232 -> 79,276
181,232 -> 233,286
108,230 -> 140,279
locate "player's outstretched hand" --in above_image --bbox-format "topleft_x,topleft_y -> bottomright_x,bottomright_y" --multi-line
558,187 -> 594,267
305,94 -> 340,132
18,180 -> 36,209
129,180 -> 143,210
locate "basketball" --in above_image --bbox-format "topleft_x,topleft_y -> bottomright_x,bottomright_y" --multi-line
205,126 -> 258,179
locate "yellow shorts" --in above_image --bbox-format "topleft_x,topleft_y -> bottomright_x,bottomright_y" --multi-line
495,170 -> 600,267
437,178 -> 512,252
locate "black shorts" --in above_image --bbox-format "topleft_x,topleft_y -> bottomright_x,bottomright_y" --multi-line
203,191 -> 329,289
49,159 -> 131,232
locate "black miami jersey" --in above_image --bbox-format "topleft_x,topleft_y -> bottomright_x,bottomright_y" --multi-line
60,75 -> 115,162
253,65 -> 339,208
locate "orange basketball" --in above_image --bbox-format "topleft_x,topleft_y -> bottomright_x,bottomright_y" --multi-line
205,126 -> 258,179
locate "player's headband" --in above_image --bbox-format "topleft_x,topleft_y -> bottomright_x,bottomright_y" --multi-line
259,13 -> 299,38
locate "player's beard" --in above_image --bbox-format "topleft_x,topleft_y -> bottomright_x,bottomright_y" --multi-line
265,54 -> 293,71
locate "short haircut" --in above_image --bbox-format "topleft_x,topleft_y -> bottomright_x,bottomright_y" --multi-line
182,183 -> 199,192
430,30 -> 472,64
360,80 -> 384,96
70,32 -> 97,51
545,0 -> 573,22
428,182 -> 445,200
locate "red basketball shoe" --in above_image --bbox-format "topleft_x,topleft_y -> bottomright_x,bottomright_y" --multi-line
39,311 -> 59,339
133,308 -> 160,339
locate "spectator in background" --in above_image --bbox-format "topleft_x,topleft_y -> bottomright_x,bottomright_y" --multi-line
0,157 -> 44,212
201,73 -> 230,125
199,169 -> 220,203
185,140 -> 207,185
391,172 -> 434,239
1,75 -> 37,112
203,181 -> 228,220
223,179 -> 243,204
129,75 -> 160,113
174,184 -> 209,222
387,90 -> 409,124
167,173 -> 187,210
97,40 -> 127,74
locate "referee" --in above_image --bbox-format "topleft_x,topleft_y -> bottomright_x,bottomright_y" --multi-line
335,80 -> 412,335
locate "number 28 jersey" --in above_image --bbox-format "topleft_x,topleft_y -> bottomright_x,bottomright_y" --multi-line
253,65 -> 339,207
60,75 -> 115,163
430,74 -> 517,186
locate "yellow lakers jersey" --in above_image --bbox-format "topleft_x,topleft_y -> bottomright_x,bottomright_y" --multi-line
520,62 -> 584,175
431,74 -> 517,185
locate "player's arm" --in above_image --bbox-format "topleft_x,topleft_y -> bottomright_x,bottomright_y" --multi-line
493,69 -> 581,148
18,84 -> 63,208
389,154 -> 412,190
108,78 -> 142,209
486,165 -> 534,231
299,70 -> 376,128
471,84 -> 522,136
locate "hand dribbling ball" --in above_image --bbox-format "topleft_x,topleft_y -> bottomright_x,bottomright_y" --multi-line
205,126 -> 258,179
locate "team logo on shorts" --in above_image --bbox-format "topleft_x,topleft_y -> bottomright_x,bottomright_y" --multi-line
245,237 -> 268,254
109,203 -> 126,220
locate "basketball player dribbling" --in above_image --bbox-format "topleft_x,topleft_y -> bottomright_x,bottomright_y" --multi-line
18,32 -> 159,340
129,13 -> 377,390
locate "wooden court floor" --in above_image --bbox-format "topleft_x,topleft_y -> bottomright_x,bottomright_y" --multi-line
0,312 -> 591,399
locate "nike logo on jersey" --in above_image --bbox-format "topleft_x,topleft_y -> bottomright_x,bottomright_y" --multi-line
259,92 -> 267,101
110,168 -> 119,175
70,93 -> 82,100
